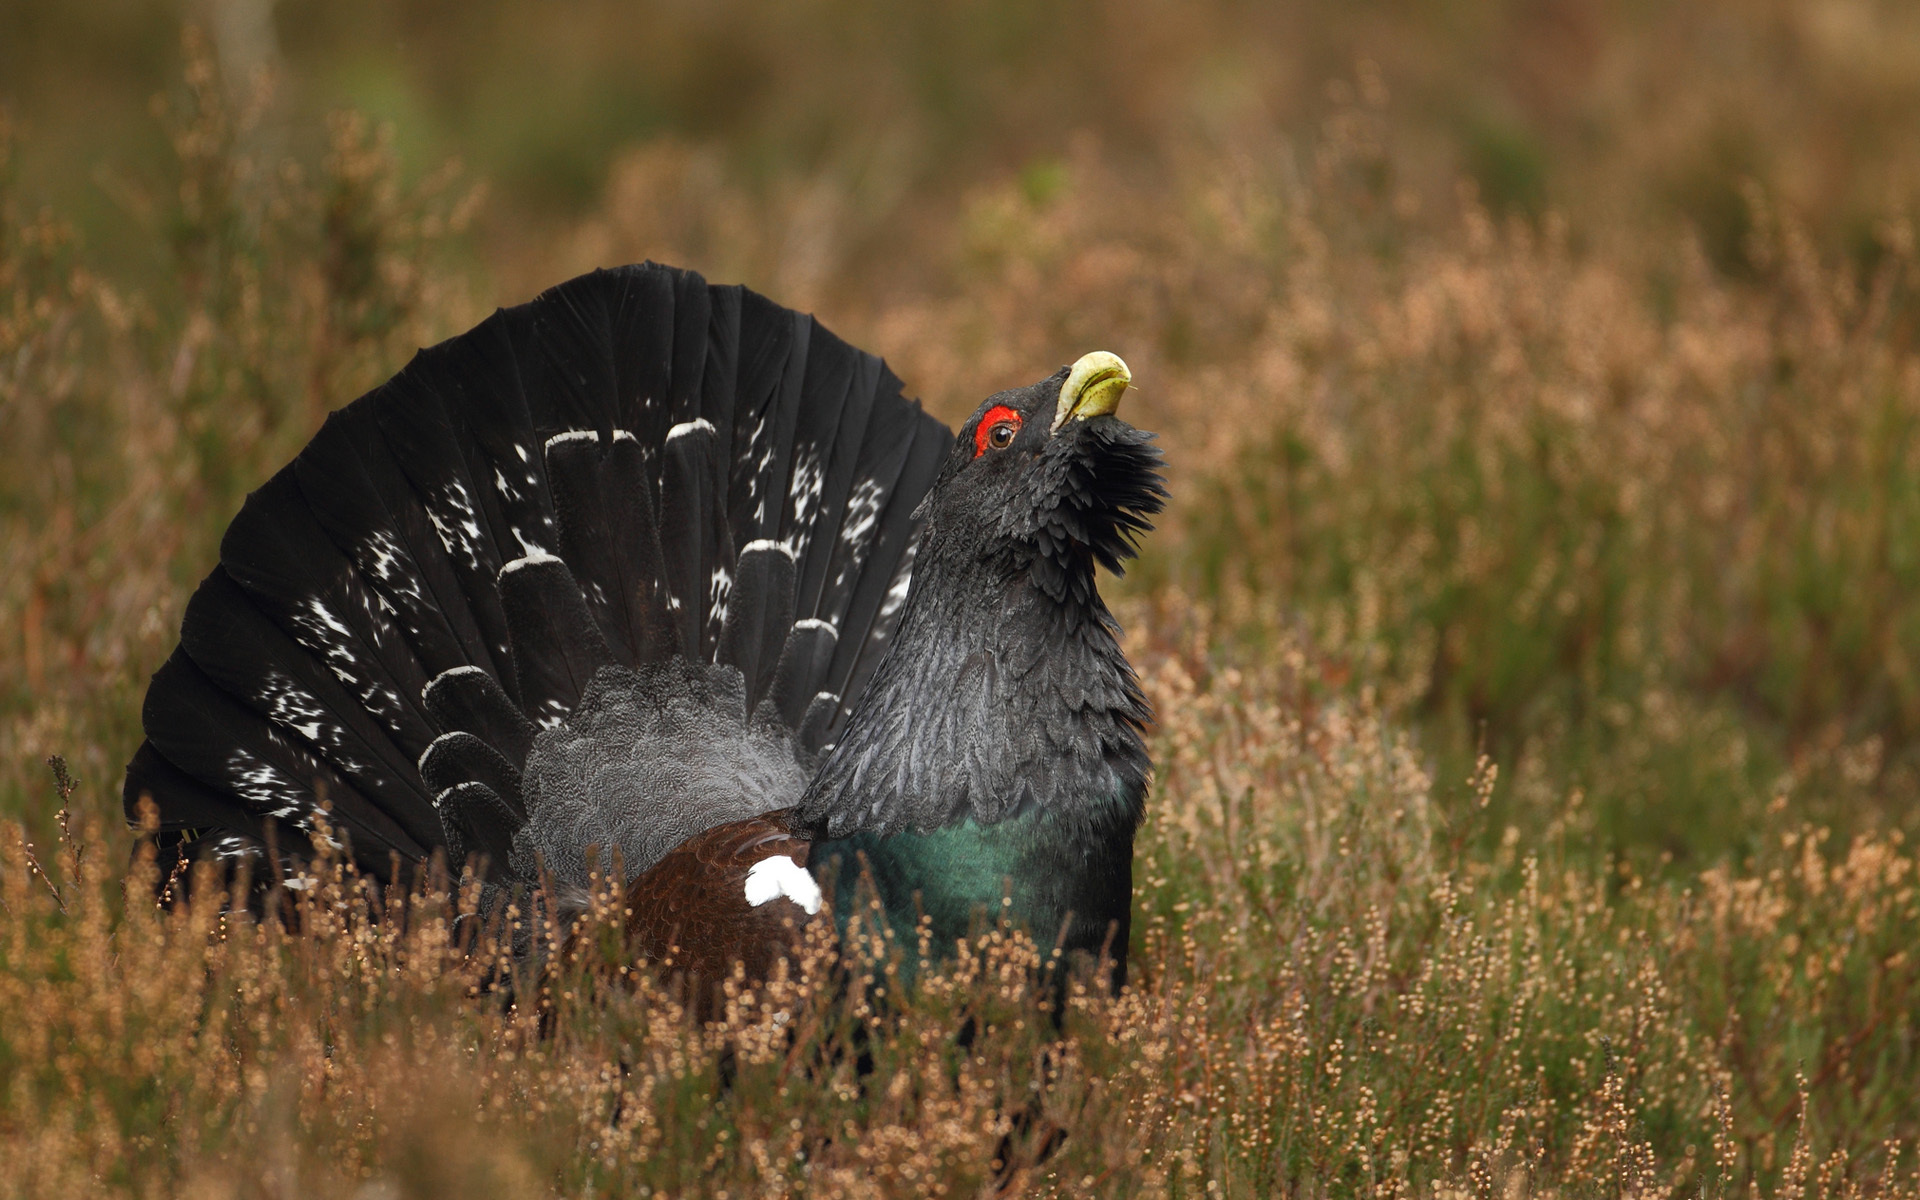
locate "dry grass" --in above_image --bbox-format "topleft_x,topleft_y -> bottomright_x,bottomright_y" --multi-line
2,604 -> 1916,1196
7,10 -> 1920,1196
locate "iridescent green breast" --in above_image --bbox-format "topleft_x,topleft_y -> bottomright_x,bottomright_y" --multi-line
812,782 -> 1142,982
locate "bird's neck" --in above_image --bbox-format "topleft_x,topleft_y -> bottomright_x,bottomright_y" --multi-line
802,547 -> 1150,974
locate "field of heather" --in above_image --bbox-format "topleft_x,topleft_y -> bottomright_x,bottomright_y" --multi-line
4,2 -> 1920,1195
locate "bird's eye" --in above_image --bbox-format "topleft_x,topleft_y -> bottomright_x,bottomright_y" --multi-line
972,405 -> 1024,457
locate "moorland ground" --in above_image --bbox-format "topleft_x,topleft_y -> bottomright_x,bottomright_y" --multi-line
4,3 -> 1920,1195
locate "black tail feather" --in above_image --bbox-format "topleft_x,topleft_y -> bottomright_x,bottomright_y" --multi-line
798,692 -> 840,757
718,540 -> 799,712
125,740 -> 272,854
670,270 -> 718,427
766,619 -> 839,730
604,264 -> 684,441
658,417 -> 731,660
372,367 -> 524,697
520,272 -> 622,440
436,781 -> 522,879
421,667 -> 536,764
412,316 -> 563,573
725,292 -> 806,550
791,350 -> 881,622
498,554 -> 616,723
543,428 -> 669,667
418,732 -> 526,820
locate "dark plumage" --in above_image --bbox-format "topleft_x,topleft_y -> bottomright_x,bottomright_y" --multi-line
124,263 -> 1164,1001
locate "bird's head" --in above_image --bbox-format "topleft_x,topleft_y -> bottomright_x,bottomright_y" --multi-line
914,352 -> 1167,608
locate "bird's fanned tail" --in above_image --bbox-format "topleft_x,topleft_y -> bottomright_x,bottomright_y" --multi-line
125,263 -> 951,887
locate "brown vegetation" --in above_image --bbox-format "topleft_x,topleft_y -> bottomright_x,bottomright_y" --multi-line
6,4 -> 1920,1194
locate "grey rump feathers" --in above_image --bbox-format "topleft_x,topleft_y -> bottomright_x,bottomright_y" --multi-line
513,659 -> 810,891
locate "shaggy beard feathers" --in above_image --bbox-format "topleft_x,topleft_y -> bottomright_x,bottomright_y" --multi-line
1004,421 -> 1167,610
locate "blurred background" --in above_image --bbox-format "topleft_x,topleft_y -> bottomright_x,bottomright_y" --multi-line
7,0 -> 1920,867
15,0 -> 1920,294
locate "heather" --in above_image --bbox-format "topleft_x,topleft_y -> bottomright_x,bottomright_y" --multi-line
4,4 -> 1920,1195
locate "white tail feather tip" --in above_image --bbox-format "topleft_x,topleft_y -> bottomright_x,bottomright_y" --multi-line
499,553 -> 563,577
666,418 -> 717,442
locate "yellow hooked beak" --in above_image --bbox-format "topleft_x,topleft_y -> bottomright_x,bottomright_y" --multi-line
1051,351 -> 1131,433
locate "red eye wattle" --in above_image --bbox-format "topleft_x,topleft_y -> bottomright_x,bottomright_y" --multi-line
973,405 -> 1023,458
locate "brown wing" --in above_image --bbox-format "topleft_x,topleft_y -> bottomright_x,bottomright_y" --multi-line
620,809 -> 821,1015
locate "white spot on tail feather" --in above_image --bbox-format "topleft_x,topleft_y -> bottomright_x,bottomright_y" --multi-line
788,446 -> 824,531
839,476 -> 885,551
877,541 -> 919,622
223,748 -> 308,821
362,531 -> 407,589
667,419 -> 716,442
424,480 -> 486,570
499,553 -> 563,578
743,856 -> 822,914
510,527 -> 546,558
740,539 -> 796,561
708,565 -> 733,627
545,429 -> 600,451
303,598 -> 355,641
261,672 -> 334,747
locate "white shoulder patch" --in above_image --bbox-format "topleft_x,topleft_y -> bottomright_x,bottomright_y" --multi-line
742,855 -> 823,915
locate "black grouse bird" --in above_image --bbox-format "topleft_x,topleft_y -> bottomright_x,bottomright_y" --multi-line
124,262 -> 1165,991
